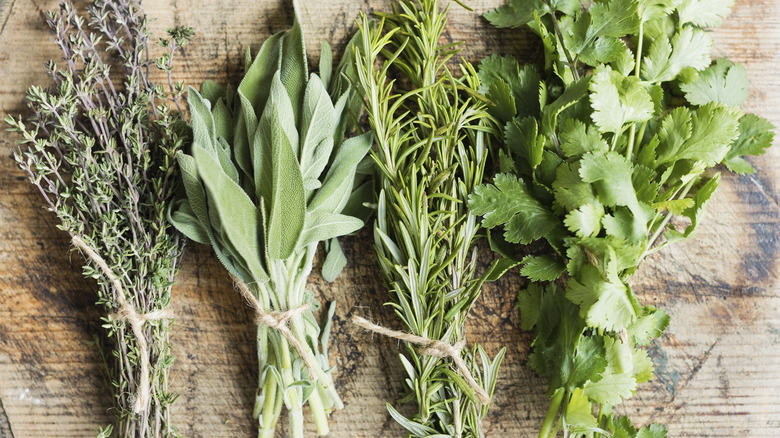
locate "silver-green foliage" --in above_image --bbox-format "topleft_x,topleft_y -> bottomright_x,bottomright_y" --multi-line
353,1 -> 510,436
168,5 -> 371,437
7,1 -> 192,436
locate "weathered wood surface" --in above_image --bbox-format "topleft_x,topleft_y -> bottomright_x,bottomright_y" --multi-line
0,0 -> 778,437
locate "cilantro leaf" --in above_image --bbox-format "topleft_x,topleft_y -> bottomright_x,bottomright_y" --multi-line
559,119 -> 609,159
564,0 -> 639,54
553,162 -> 599,211
637,0 -> 681,23
517,284 -> 544,330
521,254 -> 567,282
657,103 -> 740,166
565,388 -> 599,432
590,65 -> 653,134
681,58 -> 750,107
723,114 -> 776,174
637,424 -> 668,438
677,0 -> 734,28
566,262 -> 638,332
506,117 -> 545,169
641,27 -> 713,83
627,308 -> 670,345
484,0 -> 580,28
564,202 -> 605,238
469,173 -> 563,245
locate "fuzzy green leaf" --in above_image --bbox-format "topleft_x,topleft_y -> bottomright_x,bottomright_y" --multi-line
297,212 -> 363,249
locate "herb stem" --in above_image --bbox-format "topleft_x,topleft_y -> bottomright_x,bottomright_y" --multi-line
627,21 -> 645,160
539,389 -> 565,438
546,5 -> 580,82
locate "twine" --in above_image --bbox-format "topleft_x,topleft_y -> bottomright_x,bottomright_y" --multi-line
231,275 -> 319,382
352,315 -> 490,404
71,235 -> 173,414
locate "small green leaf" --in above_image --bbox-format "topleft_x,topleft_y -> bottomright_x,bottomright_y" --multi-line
723,114 -> 775,174
322,238 -> 347,282
520,254 -> 566,282
590,65 -> 653,134
681,58 -> 749,107
297,212 -> 363,249
565,388 -> 598,432
677,0 -> 733,28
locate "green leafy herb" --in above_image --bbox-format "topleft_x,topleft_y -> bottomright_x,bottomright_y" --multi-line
474,0 -> 774,436
352,1 -> 508,436
168,2 -> 370,437
6,1 -> 192,436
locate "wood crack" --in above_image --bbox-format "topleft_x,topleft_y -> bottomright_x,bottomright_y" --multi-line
0,0 -> 17,39
0,393 -> 17,438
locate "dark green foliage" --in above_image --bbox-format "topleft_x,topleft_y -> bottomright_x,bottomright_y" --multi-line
472,0 -> 774,436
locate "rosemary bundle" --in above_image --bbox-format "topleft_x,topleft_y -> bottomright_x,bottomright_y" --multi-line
168,2 -> 370,437
469,0 -> 775,437
6,1 -> 192,436
352,1 -> 509,436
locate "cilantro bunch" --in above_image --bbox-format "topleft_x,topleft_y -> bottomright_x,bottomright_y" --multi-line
353,1 -> 508,436
469,0 -> 775,436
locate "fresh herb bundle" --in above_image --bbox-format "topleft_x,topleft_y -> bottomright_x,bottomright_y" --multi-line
167,2 -> 370,437
352,1 -> 509,436
6,1 -> 192,436
469,1 -> 775,437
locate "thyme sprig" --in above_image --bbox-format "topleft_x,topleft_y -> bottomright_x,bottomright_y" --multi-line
353,1 -> 510,436
6,1 -> 192,436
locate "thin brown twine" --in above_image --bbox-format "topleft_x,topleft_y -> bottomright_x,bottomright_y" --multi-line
230,275 -> 318,382
71,235 -> 173,414
352,316 -> 490,404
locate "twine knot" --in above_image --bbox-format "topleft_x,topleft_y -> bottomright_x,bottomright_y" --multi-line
231,276 -> 319,382
71,235 -> 173,414
352,315 -> 490,404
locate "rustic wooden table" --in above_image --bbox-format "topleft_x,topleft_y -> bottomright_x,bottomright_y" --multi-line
1,0 -> 778,437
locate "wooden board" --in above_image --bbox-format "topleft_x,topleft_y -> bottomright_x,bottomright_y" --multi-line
0,0 -> 778,437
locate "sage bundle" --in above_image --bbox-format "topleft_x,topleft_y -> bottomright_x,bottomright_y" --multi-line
7,1 -> 192,436
351,1 -> 510,436
167,2 -> 370,437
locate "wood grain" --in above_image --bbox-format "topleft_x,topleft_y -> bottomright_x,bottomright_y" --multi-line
0,0 -> 778,437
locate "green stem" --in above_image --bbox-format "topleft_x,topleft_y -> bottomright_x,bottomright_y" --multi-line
545,3 -> 579,81
639,177 -> 697,264
539,389 -> 566,438
627,21 -> 645,160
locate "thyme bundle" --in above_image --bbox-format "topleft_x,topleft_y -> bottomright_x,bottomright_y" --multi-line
7,0 -> 192,436
168,2 -> 370,436
352,1 -> 510,436
469,0 -> 775,436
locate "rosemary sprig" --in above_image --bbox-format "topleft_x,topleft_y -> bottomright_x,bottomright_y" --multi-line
168,2 -> 371,437
6,0 -> 192,436
352,1 -> 509,436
